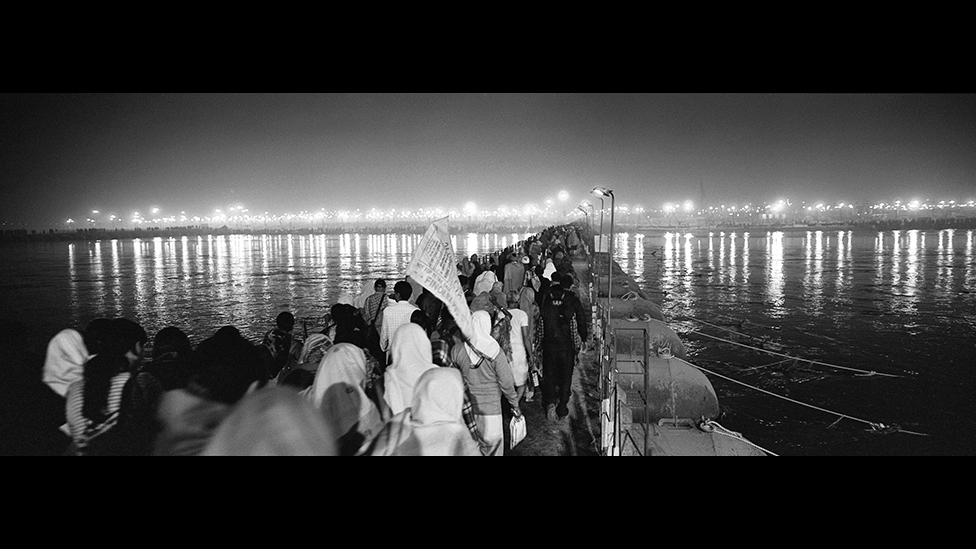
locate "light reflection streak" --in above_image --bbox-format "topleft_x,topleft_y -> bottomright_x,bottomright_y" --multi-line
92,241 -> 105,313
936,230 -> 949,295
617,232 -> 630,271
340,233 -> 353,273
683,233 -> 693,300
891,230 -> 902,291
835,231 -> 849,298
68,243 -> 78,323
766,231 -> 785,318
905,230 -> 919,299
742,232 -> 750,285
966,230 -> 974,291
707,232 -> 714,278
111,239 -> 121,309
801,231 -> 824,315
875,231 -> 885,290
133,238 -> 146,321
633,233 -> 645,287
154,237 -> 165,307
719,232 -> 726,286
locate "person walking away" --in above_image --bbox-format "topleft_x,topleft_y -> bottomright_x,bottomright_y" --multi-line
365,368 -> 482,456
449,310 -> 521,455
378,281 -> 419,366
539,272 -> 588,421
505,290 -> 532,405
502,251 -> 525,295
381,322 -> 439,419
308,343 -> 384,456
361,278 -> 390,367
430,308 -> 492,455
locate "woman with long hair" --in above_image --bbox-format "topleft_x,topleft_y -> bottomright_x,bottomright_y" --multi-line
65,318 -> 159,456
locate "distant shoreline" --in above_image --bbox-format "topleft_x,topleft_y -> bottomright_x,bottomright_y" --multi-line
2,217 -> 975,244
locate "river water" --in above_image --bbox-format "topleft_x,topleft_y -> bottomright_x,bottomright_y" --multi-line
2,228 -> 974,455
615,228 -> 976,456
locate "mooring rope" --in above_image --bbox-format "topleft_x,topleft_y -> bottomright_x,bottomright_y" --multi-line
699,419 -> 780,456
688,329 -> 903,378
688,360 -> 929,437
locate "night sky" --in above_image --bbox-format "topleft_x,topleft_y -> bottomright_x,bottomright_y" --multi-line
1,93 -> 974,227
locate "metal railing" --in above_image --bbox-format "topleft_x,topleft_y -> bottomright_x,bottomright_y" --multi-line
594,292 -> 653,456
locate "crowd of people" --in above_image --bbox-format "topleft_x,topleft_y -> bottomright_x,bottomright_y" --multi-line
38,223 -> 590,456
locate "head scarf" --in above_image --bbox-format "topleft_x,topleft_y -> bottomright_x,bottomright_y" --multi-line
337,293 -> 355,306
43,328 -> 89,397
542,258 -> 557,281
203,387 -> 338,456
472,270 -> 498,296
405,368 -> 482,456
383,323 -> 437,416
353,284 -> 372,309
297,333 -> 333,368
310,343 -> 382,442
368,368 -> 480,456
466,310 -> 500,364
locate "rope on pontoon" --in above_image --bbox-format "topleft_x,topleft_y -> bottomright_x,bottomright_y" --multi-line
689,361 -> 929,437
699,419 -> 780,456
687,329 -> 904,378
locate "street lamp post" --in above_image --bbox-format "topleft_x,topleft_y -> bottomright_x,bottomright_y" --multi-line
592,186 -> 614,343
576,204 -> 589,226
595,196 -> 605,252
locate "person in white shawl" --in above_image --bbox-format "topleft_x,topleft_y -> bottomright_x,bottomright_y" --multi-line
203,386 -> 338,456
309,343 -> 384,455
541,257 -> 557,281
366,368 -> 482,456
43,328 -> 89,398
472,269 -> 499,296
382,323 -> 438,417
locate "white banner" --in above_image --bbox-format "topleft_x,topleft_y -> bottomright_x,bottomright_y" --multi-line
405,216 -> 473,341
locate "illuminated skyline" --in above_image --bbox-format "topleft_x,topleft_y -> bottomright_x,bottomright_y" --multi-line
2,93 -> 974,228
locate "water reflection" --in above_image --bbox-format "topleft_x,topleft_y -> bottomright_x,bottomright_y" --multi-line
683,233 -> 693,299
728,232 -> 737,275
766,231 -> 785,318
803,231 -> 824,315
905,229 -> 920,300
92,241 -> 105,314
111,239 -> 122,309
742,232 -> 750,284
967,230 -> 975,290
68,243 -> 78,324
633,232 -> 645,287
891,230 -> 902,291
718,232 -> 727,286
133,238 -> 147,321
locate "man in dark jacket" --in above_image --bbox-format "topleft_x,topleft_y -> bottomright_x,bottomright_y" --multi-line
540,272 -> 588,420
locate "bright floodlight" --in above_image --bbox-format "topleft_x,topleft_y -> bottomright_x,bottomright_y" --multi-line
591,186 -> 613,197
683,200 -> 694,212
463,201 -> 477,216
152,207 -> 160,214
558,190 -> 569,202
